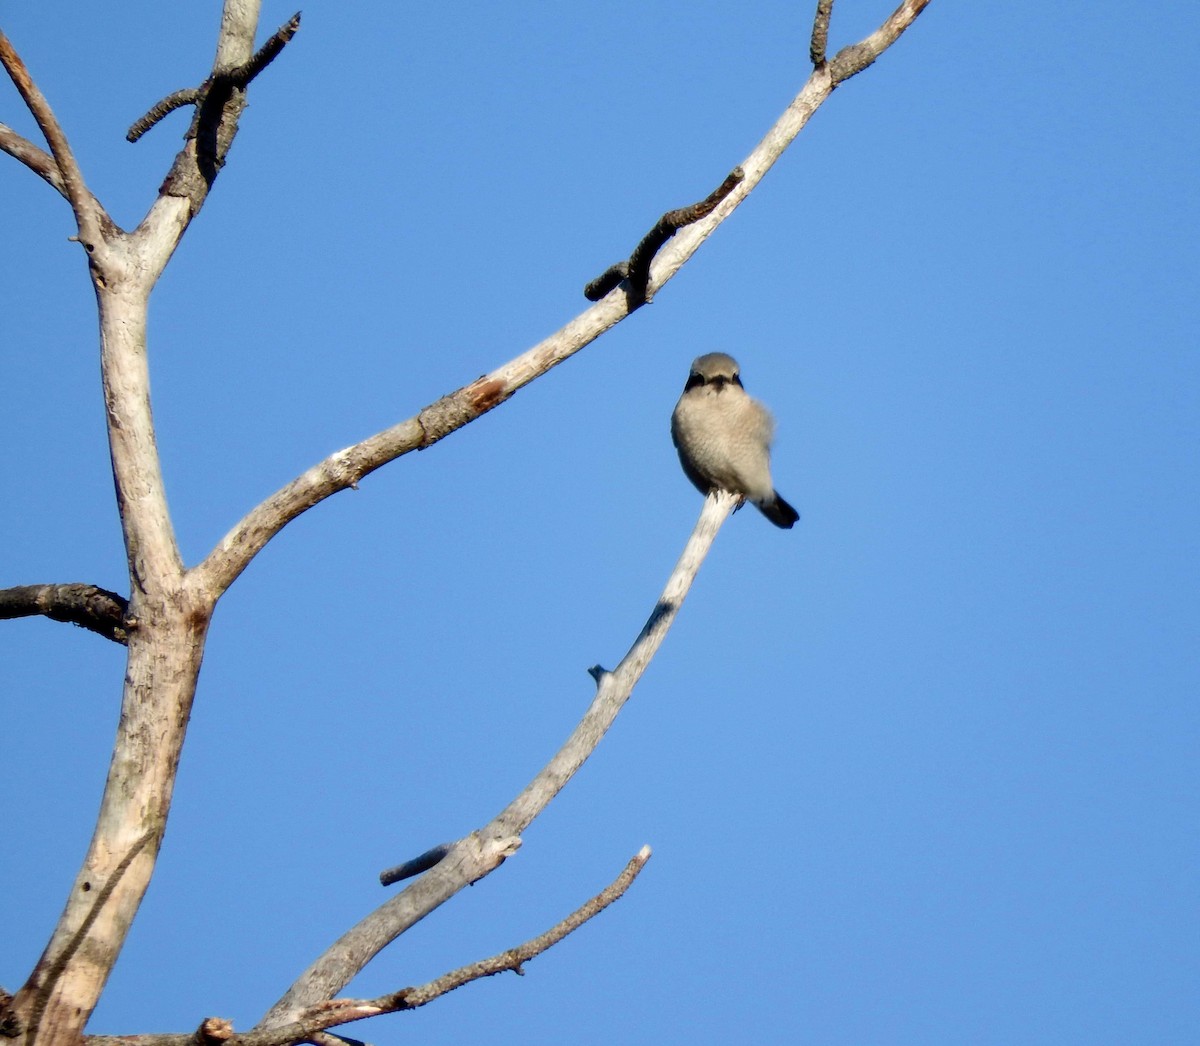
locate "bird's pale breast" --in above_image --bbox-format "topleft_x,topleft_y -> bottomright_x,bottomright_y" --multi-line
671,387 -> 775,501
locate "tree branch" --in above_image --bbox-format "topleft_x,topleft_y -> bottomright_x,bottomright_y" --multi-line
0,28 -> 105,242
86,847 -> 651,1046
214,0 -> 267,71
152,8 -> 299,208
127,2 -> 295,265
188,298 -> 632,600
256,492 -> 737,1026
0,583 -> 131,644
379,843 -> 453,888
0,121 -> 68,197
810,0 -> 834,67
189,0 -> 931,605
583,167 -> 746,306
289,845 -> 652,1033
126,89 -> 200,144
492,490 -> 739,836
829,0 -> 931,85
229,13 -> 301,88
126,13 -> 300,143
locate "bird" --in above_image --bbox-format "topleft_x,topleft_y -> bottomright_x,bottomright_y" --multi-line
670,352 -> 799,529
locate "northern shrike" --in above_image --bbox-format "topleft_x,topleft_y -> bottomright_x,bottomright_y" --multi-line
671,352 -> 799,529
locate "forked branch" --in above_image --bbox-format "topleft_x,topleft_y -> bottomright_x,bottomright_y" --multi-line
126,13 -> 301,142
302,846 -> 651,1023
84,847 -> 651,1046
256,492 -> 738,1026
0,29 -> 104,236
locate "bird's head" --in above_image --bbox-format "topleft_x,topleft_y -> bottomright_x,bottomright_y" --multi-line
684,352 -> 743,393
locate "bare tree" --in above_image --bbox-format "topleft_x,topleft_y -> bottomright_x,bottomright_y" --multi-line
0,3 -> 931,1044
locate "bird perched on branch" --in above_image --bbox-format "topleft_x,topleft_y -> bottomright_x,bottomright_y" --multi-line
670,352 -> 799,529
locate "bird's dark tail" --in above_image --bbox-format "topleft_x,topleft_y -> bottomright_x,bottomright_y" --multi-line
758,492 -> 800,529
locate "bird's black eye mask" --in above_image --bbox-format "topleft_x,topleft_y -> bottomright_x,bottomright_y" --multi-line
684,372 -> 743,392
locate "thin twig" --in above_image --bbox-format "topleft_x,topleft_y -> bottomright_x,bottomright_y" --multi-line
126,89 -> 200,143
229,12 -> 302,88
344,846 -> 651,1018
379,843 -> 453,887
0,121 -> 68,197
0,583 -> 131,644
0,28 -> 101,235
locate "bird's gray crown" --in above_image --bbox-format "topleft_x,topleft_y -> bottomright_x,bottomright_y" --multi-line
690,352 -> 740,380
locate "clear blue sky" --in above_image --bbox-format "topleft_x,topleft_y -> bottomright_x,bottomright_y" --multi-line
3,2 -> 1197,1043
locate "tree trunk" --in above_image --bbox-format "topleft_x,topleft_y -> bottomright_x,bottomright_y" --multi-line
11,284 -> 212,1046
13,614 -> 208,1046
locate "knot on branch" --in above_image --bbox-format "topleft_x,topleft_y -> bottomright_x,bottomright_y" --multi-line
829,42 -> 878,84
466,833 -> 522,885
584,167 -> 745,309
126,12 -> 301,143
192,1017 -> 234,1046
417,376 -> 510,448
